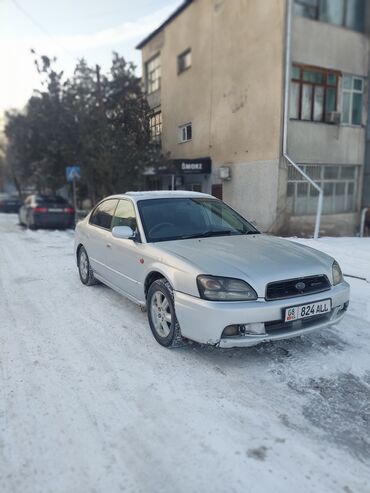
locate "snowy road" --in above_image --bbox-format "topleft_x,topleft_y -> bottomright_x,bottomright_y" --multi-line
0,213 -> 370,493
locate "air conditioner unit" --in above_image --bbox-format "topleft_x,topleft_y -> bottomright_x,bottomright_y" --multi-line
219,166 -> 231,181
326,111 -> 341,124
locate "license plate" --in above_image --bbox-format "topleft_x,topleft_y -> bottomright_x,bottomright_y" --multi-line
48,208 -> 63,212
285,299 -> 331,322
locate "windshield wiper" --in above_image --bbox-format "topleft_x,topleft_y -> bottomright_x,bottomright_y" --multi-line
179,230 -> 237,240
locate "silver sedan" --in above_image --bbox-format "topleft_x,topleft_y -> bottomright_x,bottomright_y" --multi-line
74,191 -> 350,348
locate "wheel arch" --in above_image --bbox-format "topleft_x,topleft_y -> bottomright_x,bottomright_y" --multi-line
76,243 -> 84,266
144,270 -> 172,299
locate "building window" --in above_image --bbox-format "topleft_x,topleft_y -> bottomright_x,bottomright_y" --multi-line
294,0 -> 365,32
178,123 -> 192,143
178,49 -> 192,74
287,164 -> 358,215
146,177 -> 162,191
149,111 -> 162,143
294,0 -> 319,19
290,64 -> 339,122
145,54 -> 161,94
342,75 -> 364,126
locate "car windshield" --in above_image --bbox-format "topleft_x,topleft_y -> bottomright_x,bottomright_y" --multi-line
138,198 -> 259,243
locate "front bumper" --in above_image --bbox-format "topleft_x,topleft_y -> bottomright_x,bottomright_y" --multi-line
174,281 -> 350,348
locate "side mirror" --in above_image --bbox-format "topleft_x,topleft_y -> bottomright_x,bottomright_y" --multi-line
112,226 -> 135,239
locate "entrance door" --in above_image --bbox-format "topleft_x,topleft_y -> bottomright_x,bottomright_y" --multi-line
212,184 -> 223,200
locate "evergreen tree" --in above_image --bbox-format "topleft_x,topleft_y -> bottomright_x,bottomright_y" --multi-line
5,51 -> 162,202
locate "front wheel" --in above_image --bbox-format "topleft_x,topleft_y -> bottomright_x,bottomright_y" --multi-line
147,279 -> 184,348
78,246 -> 98,286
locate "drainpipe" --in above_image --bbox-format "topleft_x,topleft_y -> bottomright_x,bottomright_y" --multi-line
360,207 -> 368,237
283,0 -> 323,240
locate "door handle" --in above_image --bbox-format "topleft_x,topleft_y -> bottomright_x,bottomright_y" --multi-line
106,243 -> 112,248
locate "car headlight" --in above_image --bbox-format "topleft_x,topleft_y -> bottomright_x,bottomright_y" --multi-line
197,275 -> 257,301
332,261 -> 343,285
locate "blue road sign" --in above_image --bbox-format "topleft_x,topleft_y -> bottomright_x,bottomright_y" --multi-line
66,166 -> 81,182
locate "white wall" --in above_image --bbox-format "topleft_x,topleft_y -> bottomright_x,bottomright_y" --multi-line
223,159 -> 280,232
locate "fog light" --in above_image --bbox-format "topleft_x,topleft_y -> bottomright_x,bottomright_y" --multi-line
222,325 -> 240,337
338,302 -> 349,314
241,323 -> 266,335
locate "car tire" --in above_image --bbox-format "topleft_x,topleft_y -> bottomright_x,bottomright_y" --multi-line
147,279 -> 185,348
78,246 -> 98,286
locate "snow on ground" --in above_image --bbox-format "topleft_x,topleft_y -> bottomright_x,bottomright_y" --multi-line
0,213 -> 369,493
290,236 -> 370,283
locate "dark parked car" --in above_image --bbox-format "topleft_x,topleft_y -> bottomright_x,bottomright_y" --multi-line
0,195 -> 22,213
19,194 -> 75,230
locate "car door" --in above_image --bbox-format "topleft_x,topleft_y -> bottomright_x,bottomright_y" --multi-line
86,199 -> 118,281
107,199 -> 144,302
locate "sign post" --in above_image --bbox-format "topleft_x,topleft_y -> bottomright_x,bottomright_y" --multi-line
66,166 -> 81,225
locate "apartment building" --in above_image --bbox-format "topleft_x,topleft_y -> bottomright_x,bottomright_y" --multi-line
137,0 -> 370,235
287,0 -> 370,235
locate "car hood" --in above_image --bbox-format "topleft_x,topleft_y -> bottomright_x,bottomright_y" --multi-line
158,234 -> 334,297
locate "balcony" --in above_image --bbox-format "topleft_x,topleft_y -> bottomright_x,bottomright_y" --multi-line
288,120 -> 365,165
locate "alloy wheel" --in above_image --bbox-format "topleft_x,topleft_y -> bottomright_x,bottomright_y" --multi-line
79,250 -> 89,281
150,290 -> 172,338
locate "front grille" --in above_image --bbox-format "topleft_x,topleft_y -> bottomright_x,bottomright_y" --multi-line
265,275 -> 331,301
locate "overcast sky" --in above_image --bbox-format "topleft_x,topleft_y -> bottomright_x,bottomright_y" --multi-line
0,0 -> 181,114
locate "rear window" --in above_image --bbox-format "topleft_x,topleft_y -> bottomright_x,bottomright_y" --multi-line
36,196 -> 67,205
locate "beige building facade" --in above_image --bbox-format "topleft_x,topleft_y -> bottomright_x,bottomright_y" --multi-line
137,0 -> 370,235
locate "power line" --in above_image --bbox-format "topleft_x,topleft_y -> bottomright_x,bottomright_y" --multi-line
10,0 -> 76,60
60,8 -> 128,23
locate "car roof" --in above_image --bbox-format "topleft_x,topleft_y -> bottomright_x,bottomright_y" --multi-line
106,191 -> 215,202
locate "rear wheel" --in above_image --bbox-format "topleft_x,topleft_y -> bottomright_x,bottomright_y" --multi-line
78,246 -> 97,286
147,279 -> 184,348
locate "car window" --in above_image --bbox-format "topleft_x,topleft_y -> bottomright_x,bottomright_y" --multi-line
90,199 -> 118,230
111,200 -> 137,231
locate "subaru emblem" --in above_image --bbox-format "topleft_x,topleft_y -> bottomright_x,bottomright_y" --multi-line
295,281 -> 306,291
